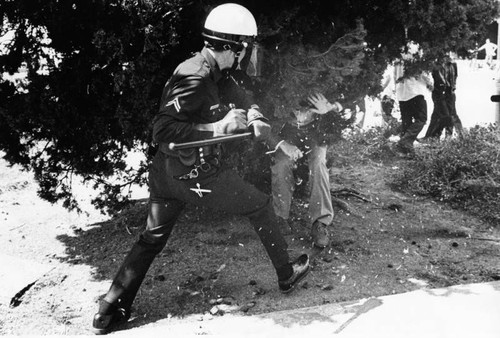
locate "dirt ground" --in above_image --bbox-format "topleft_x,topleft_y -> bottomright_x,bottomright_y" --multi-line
1,147 -> 499,335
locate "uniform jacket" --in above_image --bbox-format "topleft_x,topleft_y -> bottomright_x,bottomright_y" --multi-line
153,47 -> 254,146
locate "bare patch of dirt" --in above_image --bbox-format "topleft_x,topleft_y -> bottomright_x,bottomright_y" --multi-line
1,153 -> 499,335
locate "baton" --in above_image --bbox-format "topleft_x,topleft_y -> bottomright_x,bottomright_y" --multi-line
168,132 -> 253,150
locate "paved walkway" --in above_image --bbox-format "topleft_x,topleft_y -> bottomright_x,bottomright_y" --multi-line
110,281 -> 500,337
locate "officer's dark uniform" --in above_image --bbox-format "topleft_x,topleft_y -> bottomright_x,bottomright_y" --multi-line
101,47 -> 291,313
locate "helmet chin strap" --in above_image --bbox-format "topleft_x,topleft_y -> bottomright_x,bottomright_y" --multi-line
231,57 -> 240,72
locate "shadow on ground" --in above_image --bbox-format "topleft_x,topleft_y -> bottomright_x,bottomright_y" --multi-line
53,173 -> 500,332
54,201 -> 321,330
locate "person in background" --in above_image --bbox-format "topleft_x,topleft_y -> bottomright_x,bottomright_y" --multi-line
392,42 -> 433,156
478,38 -> 497,69
268,93 -> 343,248
445,53 -> 463,137
380,63 -> 402,138
424,53 -> 463,140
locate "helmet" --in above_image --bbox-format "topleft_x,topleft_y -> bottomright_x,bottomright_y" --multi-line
202,3 -> 257,51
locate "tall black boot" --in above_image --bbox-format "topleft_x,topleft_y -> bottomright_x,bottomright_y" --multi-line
92,237 -> 165,334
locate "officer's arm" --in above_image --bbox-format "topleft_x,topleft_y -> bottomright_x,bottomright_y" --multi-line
153,75 -> 214,144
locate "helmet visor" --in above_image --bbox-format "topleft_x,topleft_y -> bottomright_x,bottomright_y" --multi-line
238,43 -> 261,77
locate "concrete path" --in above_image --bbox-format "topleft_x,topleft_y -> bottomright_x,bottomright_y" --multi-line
109,281 -> 500,337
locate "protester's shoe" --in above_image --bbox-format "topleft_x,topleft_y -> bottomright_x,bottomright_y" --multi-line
92,305 -> 130,335
311,221 -> 330,248
279,254 -> 310,294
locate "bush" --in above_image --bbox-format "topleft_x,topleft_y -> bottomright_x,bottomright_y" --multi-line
333,125 -> 398,164
391,125 -> 500,226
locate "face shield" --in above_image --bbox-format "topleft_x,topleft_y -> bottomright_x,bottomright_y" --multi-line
237,43 -> 261,77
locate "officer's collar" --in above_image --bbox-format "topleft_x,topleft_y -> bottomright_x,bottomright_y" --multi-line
201,47 -> 223,83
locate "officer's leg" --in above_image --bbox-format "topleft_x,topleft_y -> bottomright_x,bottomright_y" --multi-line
100,200 -> 185,311
271,150 -> 295,220
94,200 -> 185,334
93,150 -> 185,334
180,170 -> 291,279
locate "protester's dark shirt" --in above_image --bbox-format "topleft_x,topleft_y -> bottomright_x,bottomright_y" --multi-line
432,61 -> 457,94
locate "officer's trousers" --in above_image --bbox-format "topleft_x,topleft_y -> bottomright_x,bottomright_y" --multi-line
271,145 -> 334,226
103,150 -> 290,309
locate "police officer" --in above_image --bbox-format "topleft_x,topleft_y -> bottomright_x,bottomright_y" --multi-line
92,4 -> 310,335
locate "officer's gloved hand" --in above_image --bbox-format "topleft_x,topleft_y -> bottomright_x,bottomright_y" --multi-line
213,108 -> 248,137
247,106 -> 270,142
249,119 -> 271,141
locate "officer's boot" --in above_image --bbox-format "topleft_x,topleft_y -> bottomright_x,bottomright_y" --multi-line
92,238 -> 165,335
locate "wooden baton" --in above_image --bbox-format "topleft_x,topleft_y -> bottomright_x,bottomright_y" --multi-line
168,132 -> 253,151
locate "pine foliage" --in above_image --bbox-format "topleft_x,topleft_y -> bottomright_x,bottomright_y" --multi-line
1,0 -> 499,213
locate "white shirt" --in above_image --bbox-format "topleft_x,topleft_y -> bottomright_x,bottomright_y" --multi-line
394,63 -> 433,102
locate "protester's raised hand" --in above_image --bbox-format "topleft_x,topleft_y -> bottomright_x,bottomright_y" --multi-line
307,93 -> 342,115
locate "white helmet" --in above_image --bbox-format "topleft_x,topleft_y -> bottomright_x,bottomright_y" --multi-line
202,3 -> 257,51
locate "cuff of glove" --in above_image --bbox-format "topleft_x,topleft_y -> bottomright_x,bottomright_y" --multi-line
247,107 -> 268,125
265,140 -> 285,154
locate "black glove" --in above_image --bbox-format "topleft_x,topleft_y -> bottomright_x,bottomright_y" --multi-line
213,108 -> 248,136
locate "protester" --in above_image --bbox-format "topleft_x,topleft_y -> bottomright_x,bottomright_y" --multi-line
424,53 -> 463,140
268,93 -> 343,248
392,42 -> 433,155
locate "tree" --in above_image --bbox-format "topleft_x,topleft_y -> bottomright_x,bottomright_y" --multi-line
1,0 -> 498,214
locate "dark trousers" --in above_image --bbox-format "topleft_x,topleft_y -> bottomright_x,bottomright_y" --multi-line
426,90 -> 463,138
447,92 -> 463,137
426,90 -> 453,138
103,150 -> 290,309
398,95 -> 428,148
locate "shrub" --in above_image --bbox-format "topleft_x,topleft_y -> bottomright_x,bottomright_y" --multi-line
391,125 -> 500,226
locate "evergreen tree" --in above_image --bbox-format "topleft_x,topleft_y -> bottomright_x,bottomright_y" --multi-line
1,0 -> 498,213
